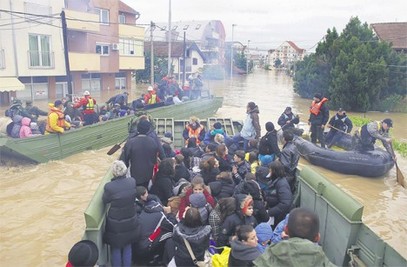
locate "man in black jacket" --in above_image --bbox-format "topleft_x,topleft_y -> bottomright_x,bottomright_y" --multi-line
325,108 -> 353,148
279,131 -> 300,192
258,122 -> 280,166
308,93 -> 329,148
278,107 -> 300,131
120,120 -> 159,188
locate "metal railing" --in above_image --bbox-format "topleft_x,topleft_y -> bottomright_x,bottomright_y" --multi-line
27,50 -> 54,68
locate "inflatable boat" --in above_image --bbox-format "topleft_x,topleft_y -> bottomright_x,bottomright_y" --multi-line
294,137 -> 394,177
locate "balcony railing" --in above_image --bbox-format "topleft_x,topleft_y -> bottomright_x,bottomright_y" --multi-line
0,49 -> 5,69
27,50 -> 54,69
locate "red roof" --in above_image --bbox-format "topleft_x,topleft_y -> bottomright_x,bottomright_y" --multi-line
119,1 -> 138,15
371,22 -> 407,49
287,41 -> 305,53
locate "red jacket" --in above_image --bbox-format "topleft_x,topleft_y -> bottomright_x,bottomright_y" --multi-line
178,187 -> 215,219
73,96 -> 96,114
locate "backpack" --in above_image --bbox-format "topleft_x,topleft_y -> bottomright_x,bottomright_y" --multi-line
259,133 -> 271,155
211,246 -> 231,267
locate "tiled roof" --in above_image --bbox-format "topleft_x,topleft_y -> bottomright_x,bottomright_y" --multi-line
119,1 -> 138,15
144,41 -> 185,57
287,41 -> 305,53
371,22 -> 407,49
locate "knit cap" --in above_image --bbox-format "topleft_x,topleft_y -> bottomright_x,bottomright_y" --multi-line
255,223 -> 273,243
213,122 -> 222,129
137,120 -> 151,134
189,192 -> 207,208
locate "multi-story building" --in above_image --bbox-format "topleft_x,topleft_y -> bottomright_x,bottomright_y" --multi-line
267,41 -> 305,68
146,20 -> 226,66
63,0 -> 144,98
0,0 -> 66,105
0,0 -> 145,105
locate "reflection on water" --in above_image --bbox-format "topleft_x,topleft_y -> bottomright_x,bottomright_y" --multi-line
0,69 -> 406,265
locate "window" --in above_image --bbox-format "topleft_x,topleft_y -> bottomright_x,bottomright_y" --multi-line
96,44 -> 109,55
192,58 -> 198,65
115,77 -> 126,90
183,25 -> 189,30
195,24 -> 201,30
97,8 -> 109,24
29,34 -> 52,67
118,38 -> 143,56
118,14 -> 125,24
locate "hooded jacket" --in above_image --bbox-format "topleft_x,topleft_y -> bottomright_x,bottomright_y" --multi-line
279,141 -> 300,176
254,237 -> 336,267
10,115 -> 23,138
173,222 -> 211,266
264,176 -> 293,226
209,176 -> 235,200
19,117 -> 33,138
241,106 -> 261,140
229,239 -> 261,267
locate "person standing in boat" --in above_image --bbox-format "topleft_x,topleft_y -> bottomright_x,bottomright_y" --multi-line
325,108 -> 353,148
279,131 -> 300,193
258,122 -> 281,166
358,118 -> 396,160
144,86 -> 161,105
25,100 -> 47,122
45,100 -> 71,134
308,93 -> 329,148
73,91 -> 98,126
183,116 -> 206,146
233,102 -> 261,152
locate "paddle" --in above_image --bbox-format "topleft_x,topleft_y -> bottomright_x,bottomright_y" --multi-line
328,125 -> 352,136
107,137 -> 127,155
389,142 -> 405,188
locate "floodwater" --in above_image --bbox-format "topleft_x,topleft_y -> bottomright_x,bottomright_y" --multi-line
0,68 -> 406,266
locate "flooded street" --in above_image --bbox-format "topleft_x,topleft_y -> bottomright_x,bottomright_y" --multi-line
0,68 -> 406,265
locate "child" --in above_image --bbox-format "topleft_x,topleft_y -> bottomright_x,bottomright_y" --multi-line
174,154 -> 190,182
209,197 -> 236,244
218,194 -> 257,247
177,176 -> 215,220
228,225 -> 261,266
255,223 -> 273,253
248,151 -> 259,174
232,150 -> 250,185
189,192 -> 212,224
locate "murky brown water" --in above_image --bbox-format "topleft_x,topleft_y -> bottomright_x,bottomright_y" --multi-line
0,68 -> 406,265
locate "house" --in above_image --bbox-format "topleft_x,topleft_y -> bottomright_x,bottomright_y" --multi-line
371,22 -> 407,53
64,0 -> 144,98
267,41 -> 305,68
144,41 -> 206,82
0,0 -> 66,105
0,0 -> 145,105
146,20 -> 226,66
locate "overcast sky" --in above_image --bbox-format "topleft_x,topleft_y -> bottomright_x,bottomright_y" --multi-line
122,0 -> 407,52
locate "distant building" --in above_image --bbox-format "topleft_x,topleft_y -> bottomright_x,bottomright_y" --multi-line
144,41 -> 205,82
0,0 -> 145,105
267,41 -> 305,68
146,20 -> 226,66
371,22 -> 407,53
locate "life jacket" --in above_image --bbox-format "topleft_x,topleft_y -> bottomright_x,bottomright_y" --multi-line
186,124 -> 204,144
84,97 -> 95,111
310,97 -> 328,116
45,108 -> 66,133
148,93 -> 157,104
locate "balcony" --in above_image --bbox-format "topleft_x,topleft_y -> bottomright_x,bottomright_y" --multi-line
69,52 -> 100,71
119,55 -> 144,70
119,24 -> 145,39
65,9 -> 100,32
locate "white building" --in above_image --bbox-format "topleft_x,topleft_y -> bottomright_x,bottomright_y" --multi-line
268,41 -> 305,68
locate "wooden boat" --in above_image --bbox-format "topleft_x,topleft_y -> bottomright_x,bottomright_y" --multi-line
0,97 -> 223,164
82,147 -> 406,266
294,136 -> 394,177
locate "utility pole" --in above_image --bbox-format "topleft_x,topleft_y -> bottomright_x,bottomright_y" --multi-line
246,40 -> 250,74
230,24 -> 236,78
150,21 -> 155,84
167,0 -> 172,76
60,11 -> 73,96
182,31 -> 186,88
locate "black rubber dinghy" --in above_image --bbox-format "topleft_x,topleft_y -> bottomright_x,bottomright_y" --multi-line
294,137 -> 394,177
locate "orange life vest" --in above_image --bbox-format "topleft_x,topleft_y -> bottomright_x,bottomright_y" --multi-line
45,108 -> 65,133
186,124 -> 204,144
310,97 -> 328,116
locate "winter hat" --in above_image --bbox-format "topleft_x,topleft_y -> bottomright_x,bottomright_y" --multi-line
189,192 -> 207,208
213,122 -> 222,129
112,160 -> 127,177
68,240 -> 98,267
314,93 -> 322,99
256,166 -> 270,181
284,107 -> 292,112
265,122 -> 275,132
137,120 -> 151,134
164,132 -> 173,139
255,223 -> 273,243
54,100 -> 63,107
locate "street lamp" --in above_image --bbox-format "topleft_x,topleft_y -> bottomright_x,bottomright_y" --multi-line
167,0 -> 172,76
230,24 -> 237,78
